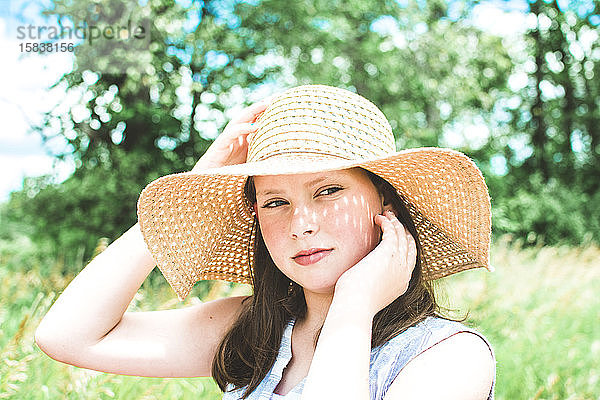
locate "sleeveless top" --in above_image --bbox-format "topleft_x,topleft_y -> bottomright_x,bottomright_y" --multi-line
222,316 -> 496,400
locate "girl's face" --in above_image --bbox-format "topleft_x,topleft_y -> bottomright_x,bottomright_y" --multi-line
253,168 -> 388,295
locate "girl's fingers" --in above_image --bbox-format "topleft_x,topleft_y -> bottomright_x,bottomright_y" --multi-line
376,214 -> 400,262
234,122 -> 258,135
385,211 -> 406,257
232,101 -> 270,124
232,123 -> 258,147
222,122 -> 257,139
217,123 -> 257,151
377,213 -> 397,243
384,212 -> 417,274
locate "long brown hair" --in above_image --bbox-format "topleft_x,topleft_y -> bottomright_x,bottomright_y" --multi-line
212,168 -> 440,397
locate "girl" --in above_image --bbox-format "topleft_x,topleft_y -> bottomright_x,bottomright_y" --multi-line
36,85 -> 495,399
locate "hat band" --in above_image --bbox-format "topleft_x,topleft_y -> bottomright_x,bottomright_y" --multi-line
252,150 -> 355,162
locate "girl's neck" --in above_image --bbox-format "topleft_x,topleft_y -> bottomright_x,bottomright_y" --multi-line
299,289 -> 335,331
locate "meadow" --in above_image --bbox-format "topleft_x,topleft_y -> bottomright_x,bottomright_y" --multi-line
1,234 -> 598,399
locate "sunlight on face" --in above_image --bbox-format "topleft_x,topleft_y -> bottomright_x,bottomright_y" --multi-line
253,168 -> 385,295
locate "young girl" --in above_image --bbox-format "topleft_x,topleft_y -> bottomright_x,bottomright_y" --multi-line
36,85 -> 495,399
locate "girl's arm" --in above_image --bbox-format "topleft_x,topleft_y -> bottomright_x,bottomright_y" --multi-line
35,223 -> 247,377
300,292 -> 373,399
35,100 -> 269,377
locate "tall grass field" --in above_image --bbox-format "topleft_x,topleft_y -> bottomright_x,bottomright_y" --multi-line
1,235 -> 598,399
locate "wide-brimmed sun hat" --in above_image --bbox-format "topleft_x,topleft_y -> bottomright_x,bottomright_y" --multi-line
137,84 -> 491,300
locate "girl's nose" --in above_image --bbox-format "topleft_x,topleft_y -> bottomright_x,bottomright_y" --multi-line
289,206 -> 319,239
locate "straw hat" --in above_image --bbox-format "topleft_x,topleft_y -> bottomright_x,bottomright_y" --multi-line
137,84 -> 491,300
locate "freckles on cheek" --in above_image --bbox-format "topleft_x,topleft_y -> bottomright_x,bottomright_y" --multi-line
363,208 -> 380,248
336,204 -> 379,249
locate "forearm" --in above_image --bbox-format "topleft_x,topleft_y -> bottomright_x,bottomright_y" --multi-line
301,295 -> 374,400
36,223 -> 156,349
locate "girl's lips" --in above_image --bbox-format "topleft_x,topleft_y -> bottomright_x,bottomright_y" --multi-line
293,249 -> 333,266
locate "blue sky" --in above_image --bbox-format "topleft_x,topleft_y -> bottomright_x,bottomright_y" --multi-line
0,0 -> 76,201
0,0 -> 532,201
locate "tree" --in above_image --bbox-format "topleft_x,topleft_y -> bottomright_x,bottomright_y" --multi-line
506,0 -> 599,193
13,0 -> 513,267
491,0 -> 600,245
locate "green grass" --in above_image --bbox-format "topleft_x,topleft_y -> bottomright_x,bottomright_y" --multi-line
437,237 -> 600,400
1,234 -> 599,399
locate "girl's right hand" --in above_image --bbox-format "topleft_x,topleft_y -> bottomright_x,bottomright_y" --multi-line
334,210 -> 417,318
191,100 -> 270,172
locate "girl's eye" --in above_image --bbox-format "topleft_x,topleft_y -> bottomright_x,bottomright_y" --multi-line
261,199 -> 287,208
319,186 -> 342,196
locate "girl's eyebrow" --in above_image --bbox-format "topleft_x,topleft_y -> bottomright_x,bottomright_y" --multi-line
256,189 -> 282,197
305,175 -> 331,188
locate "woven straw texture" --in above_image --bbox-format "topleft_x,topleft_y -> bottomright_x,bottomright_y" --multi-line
138,85 -> 491,300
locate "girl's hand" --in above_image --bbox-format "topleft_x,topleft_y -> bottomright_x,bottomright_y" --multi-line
334,210 -> 417,317
191,100 -> 270,172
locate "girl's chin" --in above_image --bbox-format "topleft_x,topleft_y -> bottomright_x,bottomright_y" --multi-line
296,276 -> 342,295
283,263 -> 353,295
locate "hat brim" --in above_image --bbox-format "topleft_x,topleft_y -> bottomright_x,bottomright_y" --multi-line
137,147 -> 491,300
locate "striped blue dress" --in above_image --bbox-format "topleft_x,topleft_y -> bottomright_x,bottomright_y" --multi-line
222,316 -> 495,399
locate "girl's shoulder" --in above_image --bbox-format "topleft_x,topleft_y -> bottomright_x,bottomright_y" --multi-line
369,316 -> 495,400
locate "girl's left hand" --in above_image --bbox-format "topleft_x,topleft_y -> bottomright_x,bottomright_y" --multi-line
333,210 -> 417,317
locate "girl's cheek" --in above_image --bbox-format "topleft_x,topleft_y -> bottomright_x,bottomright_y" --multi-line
258,216 -> 281,247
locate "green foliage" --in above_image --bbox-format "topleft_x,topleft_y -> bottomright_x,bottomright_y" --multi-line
4,148 -> 172,271
489,172 -> 600,246
474,0 -> 600,247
